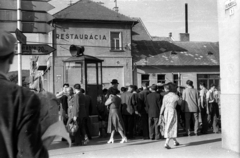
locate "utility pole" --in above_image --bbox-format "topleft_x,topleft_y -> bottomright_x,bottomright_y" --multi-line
17,0 -> 22,86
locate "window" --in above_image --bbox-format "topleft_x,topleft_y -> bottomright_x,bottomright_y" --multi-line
173,74 -> 181,85
197,74 -> 220,90
141,74 -> 150,86
110,32 -> 122,51
157,74 -> 165,84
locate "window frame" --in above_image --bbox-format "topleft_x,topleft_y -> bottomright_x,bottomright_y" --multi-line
110,31 -> 123,52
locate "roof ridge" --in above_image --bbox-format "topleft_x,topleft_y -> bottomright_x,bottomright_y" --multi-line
53,0 -> 82,16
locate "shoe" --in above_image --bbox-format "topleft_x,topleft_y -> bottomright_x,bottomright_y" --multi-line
174,142 -> 180,146
120,137 -> 127,143
107,139 -> 114,144
164,144 -> 171,149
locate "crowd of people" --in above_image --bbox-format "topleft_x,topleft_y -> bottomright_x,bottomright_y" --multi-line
57,78 -> 221,149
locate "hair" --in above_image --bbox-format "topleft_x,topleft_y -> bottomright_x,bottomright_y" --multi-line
186,80 -> 193,87
73,84 -> 81,90
102,88 -> 108,93
199,82 -> 205,87
121,87 -> 127,92
210,83 -> 216,88
68,87 -> 73,91
63,83 -> 69,87
164,82 -> 177,92
0,52 -> 14,62
142,82 -> 148,87
80,88 -> 85,93
109,88 -> 119,96
132,85 -> 138,91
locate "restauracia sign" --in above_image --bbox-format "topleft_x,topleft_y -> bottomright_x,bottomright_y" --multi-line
56,33 -> 107,40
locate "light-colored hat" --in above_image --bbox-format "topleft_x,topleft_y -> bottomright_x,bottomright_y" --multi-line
0,30 -> 17,57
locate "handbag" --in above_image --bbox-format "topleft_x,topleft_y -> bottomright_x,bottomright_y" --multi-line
67,120 -> 79,136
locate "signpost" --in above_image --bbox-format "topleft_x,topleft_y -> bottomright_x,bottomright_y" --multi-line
1,22 -> 54,33
15,28 -> 26,44
0,10 -> 54,22
0,0 -> 55,86
0,0 -> 54,12
22,44 -> 56,55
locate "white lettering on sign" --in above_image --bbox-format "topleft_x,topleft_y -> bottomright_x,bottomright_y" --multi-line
225,0 -> 237,10
56,33 -> 107,40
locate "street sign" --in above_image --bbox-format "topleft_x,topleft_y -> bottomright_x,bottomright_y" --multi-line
22,44 -> 56,55
0,0 -> 54,12
0,22 -> 54,33
0,10 -> 54,22
15,28 -> 26,44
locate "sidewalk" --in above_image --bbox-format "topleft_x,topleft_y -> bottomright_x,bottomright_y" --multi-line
49,133 -> 239,158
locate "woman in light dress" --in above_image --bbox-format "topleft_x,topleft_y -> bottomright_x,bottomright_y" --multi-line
159,83 -> 180,149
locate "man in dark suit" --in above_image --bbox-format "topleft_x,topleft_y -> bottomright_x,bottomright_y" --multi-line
73,84 -> 87,145
147,84 -> 161,140
121,85 -> 135,139
136,82 -> 150,139
0,30 -> 48,157
81,88 -> 92,140
58,84 -> 69,126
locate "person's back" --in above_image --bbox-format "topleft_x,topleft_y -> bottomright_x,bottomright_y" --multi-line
147,92 -> 161,117
121,91 -> 134,115
0,75 -> 48,158
0,30 -> 48,158
182,88 -> 199,112
138,89 -> 149,114
73,92 -> 86,119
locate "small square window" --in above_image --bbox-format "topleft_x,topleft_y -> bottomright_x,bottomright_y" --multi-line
141,74 -> 149,86
157,74 -> 165,84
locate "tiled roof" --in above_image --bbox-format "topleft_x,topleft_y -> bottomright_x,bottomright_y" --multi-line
152,36 -> 173,42
132,18 -> 152,41
132,41 -> 219,66
53,0 -> 137,23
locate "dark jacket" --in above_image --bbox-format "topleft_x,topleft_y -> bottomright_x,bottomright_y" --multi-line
147,92 -> 161,118
73,92 -> 86,119
121,92 -> 135,115
0,73 -> 48,158
137,89 -> 150,114
59,95 -> 68,116
84,94 -> 93,117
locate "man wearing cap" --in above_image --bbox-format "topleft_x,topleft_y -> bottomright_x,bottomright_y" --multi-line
146,84 -> 162,140
137,82 -> 150,139
0,30 -> 49,157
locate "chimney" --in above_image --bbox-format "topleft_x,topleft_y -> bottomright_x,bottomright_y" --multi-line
180,3 -> 190,41
113,0 -> 119,12
169,32 -> 172,38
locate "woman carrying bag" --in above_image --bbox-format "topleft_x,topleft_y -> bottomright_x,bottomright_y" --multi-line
105,88 -> 127,144
158,83 -> 180,149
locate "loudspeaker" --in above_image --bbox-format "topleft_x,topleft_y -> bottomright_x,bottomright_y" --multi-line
69,45 -> 85,57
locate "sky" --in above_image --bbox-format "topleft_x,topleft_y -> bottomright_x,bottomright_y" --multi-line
10,0 -> 219,71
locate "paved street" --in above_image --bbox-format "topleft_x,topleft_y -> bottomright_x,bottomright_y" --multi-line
49,133 -> 239,158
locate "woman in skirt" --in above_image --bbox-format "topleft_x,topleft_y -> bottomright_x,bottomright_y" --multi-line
159,82 -> 180,149
105,89 -> 127,143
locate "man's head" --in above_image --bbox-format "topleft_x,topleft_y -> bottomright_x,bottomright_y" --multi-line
102,88 -> 108,95
199,82 -> 205,90
142,82 -> 148,89
62,83 -> 69,93
80,88 -> 85,94
121,87 -> 126,93
128,85 -> 134,92
66,87 -> 74,96
210,84 -> 216,91
149,84 -> 157,92
0,30 -> 17,74
73,84 -> 81,93
111,79 -> 119,88
186,80 -> 193,88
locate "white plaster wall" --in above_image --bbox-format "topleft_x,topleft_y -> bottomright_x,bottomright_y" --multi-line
218,0 -> 240,153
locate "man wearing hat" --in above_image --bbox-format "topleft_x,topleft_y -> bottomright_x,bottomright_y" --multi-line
0,30 -> 48,157
107,79 -> 119,97
146,84 -> 162,140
